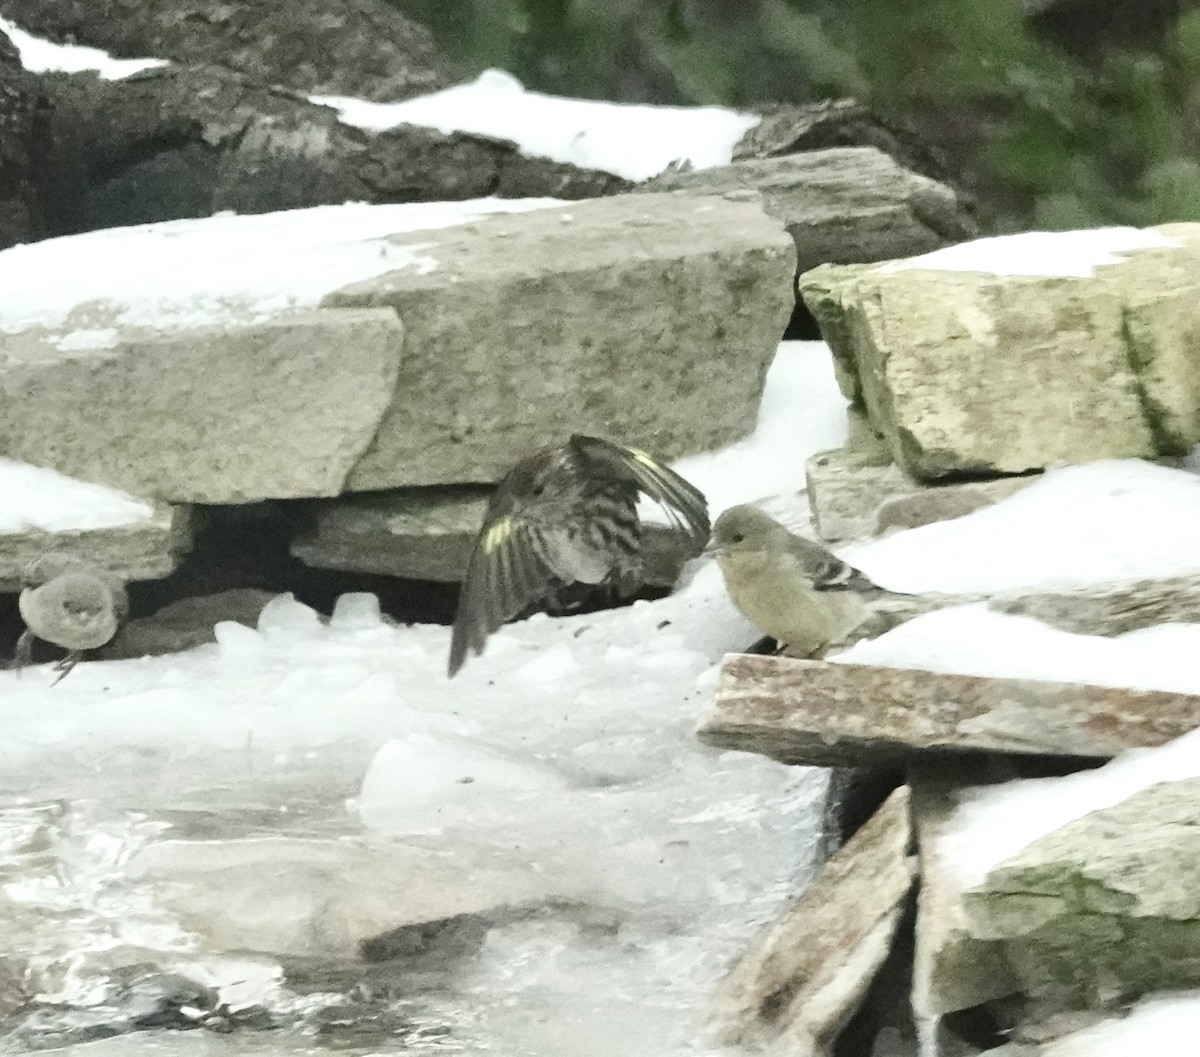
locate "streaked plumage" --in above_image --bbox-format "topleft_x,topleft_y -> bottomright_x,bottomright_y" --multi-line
14,553 -> 129,683
448,435 -> 709,676
706,504 -> 885,657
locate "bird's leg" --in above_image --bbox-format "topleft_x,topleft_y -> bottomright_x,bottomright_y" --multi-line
745,634 -> 781,656
10,629 -> 35,673
542,584 -> 590,615
50,650 -> 83,685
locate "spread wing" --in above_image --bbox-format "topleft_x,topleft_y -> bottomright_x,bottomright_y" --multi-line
568,435 -> 709,552
448,509 -> 560,677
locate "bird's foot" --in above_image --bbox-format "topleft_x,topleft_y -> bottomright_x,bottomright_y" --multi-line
49,651 -> 82,685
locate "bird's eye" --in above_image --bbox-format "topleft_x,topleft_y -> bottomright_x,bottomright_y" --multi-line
730,532 -> 745,544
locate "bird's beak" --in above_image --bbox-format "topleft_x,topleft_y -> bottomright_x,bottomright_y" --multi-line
702,538 -> 722,558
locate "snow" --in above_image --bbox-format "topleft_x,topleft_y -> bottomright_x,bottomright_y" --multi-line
831,461 -> 1200,891
0,198 -> 562,338
1037,992 -> 1200,1055
673,340 -> 848,518
877,225 -> 1180,277
835,605 -> 1200,696
935,721 -> 1200,890
0,15 -> 167,80
313,68 -> 760,182
0,458 -> 154,533
842,459 -> 1200,593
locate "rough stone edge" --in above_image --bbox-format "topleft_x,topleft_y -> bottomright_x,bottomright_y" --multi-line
0,501 -> 192,591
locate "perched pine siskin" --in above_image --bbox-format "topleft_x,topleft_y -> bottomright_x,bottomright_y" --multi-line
14,552 -> 130,683
706,504 -> 896,658
448,435 -> 710,676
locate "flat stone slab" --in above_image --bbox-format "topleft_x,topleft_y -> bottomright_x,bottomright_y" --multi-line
708,786 -> 915,1055
128,836 -> 565,962
990,572 -> 1200,636
0,308 -> 404,503
643,146 -> 976,275
327,192 -> 795,488
806,445 -> 1035,542
798,225 -> 1200,481
697,654 -> 1200,766
291,485 -> 696,586
0,461 -> 192,589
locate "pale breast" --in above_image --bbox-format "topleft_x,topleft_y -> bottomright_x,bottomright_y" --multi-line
717,551 -> 866,656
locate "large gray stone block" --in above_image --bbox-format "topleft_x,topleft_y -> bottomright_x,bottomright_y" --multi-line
0,308 -> 404,503
326,192 -> 796,489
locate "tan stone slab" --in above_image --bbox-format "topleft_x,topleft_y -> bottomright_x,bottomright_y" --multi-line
708,786 -> 915,1055
697,654 -> 1200,766
798,225 -> 1200,480
805,445 -> 1035,543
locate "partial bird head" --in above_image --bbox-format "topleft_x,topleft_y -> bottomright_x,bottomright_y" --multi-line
490,445 -> 575,520
705,504 -> 792,558
22,551 -> 87,589
50,573 -> 109,621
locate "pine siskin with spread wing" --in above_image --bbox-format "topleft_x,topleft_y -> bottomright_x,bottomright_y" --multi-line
448,435 -> 709,676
